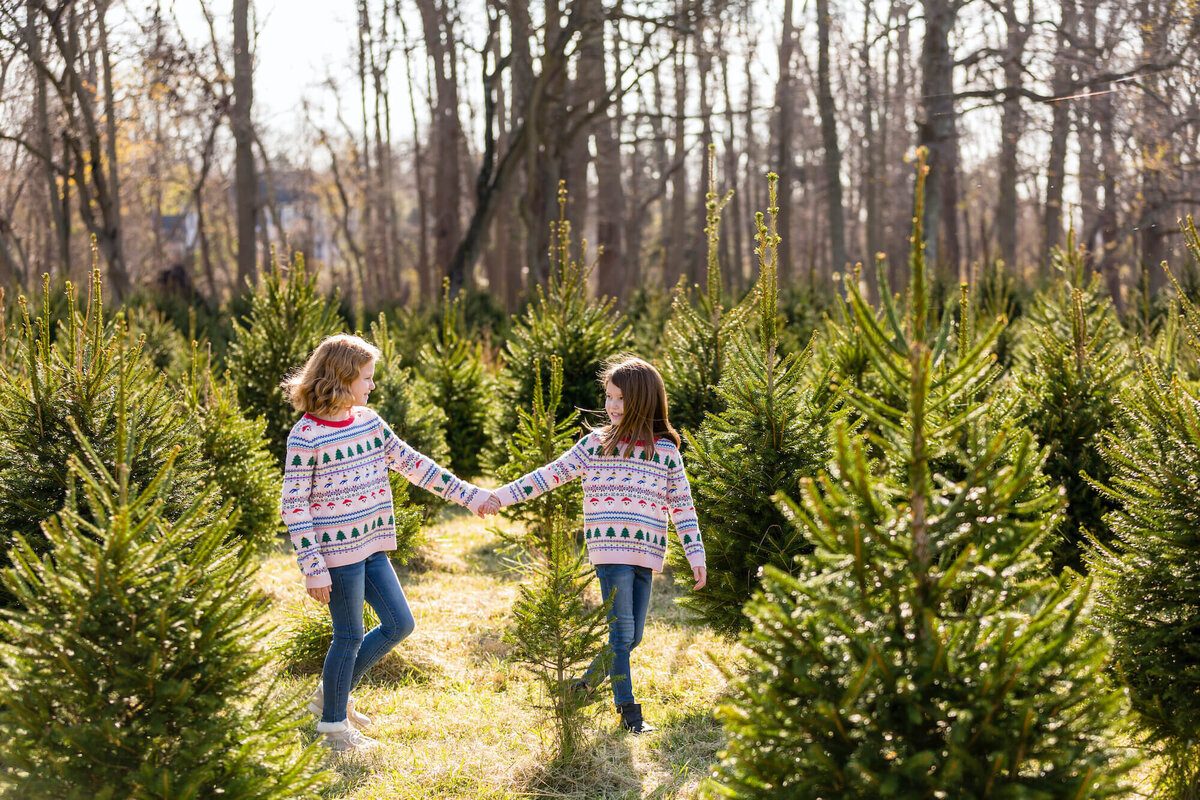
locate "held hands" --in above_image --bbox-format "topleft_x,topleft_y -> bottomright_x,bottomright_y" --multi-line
479,492 -> 502,517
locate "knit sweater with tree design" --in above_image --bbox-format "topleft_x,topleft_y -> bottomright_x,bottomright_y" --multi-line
282,406 -> 487,588
496,431 -> 706,571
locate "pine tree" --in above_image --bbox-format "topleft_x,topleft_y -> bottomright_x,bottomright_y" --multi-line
1087,217 -> 1200,798
0,405 -> 325,798
670,174 -> 833,637
661,145 -> 744,437
497,355 -> 582,555
704,152 -> 1131,799
504,506 -> 612,763
227,252 -> 343,465
418,280 -> 491,479
182,350 -> 283,553
0,270 -> 205,584
1012,236 -> 1131,572
492,183 -> 630,454
370,312 -> 451,526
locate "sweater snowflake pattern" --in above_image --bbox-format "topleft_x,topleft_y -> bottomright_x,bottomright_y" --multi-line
496,431 -> 705,571
282,407 -> 487,588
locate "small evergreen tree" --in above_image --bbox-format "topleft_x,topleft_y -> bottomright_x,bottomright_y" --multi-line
504,506 -> 612,762
497,355 -> 582,555
492,183 -> 629,454
182,351 -> 283,553
226,252 -> 343,464
419,280 -> 491,479
1012,237 -> 1131,572
0,271 -> 204,580
704,153 -> 1131,799
671,175 -> 832,637
0,422 -> 325,798
370,312 -> 451,525
661,146 -> 744,437
1088,218 -> 1200,798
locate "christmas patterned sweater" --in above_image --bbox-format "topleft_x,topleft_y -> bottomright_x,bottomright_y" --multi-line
282,406 -> 487,588
495,431 -> 705,572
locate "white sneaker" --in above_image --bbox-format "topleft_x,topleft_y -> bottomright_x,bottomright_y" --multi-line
306,681 -> 373,728
316,719 -> 379,752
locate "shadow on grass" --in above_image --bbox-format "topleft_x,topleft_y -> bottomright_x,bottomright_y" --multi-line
643,707 -> 723,799
513,726 -> 642,800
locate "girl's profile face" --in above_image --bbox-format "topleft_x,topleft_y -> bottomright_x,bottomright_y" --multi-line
348,360 -> 376,409
605,381 -> 624,425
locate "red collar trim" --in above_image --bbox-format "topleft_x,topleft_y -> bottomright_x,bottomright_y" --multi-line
304,410 -> 356,428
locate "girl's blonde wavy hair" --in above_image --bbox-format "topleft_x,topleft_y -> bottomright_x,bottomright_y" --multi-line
281,334 -> 381,418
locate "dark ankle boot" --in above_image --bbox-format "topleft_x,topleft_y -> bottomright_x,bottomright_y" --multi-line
618,701 -> 655,734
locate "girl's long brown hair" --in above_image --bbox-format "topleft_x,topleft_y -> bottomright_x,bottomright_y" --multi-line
597,357 -> 680,459
281,334 -> 381,418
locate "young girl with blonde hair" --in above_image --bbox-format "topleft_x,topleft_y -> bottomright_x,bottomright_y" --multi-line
281,334 -> 492,751
483,356 -> 707,733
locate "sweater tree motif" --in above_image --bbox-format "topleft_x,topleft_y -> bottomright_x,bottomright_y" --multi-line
496,432 -> 705,571
281,407 -> 487,588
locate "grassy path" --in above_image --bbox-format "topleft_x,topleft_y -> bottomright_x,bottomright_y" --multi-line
256,509 -> 737,799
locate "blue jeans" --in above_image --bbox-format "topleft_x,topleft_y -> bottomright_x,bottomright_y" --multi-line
587,563 -> 653,707
321,551 -> 415,723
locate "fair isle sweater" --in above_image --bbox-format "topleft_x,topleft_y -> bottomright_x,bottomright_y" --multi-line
282,406 -> 487,588
496,432 -> 706,572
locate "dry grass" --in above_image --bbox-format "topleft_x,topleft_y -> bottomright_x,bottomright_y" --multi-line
257,509 -> 738,799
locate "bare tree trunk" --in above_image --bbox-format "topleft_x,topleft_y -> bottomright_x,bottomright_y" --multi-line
1042,0 -> 1075,270
1137,0 -> 1169,300
816,0 -> 847,276
398,6 -> 431,303
996,0 -> 1031,270
415,0 -> 464,293
26,4 -> 69,281
590,5 -> 627,301
773,0 -> 797,282
695,26 -> 714,289
721,44 -> 744,296
97,0 -> 123,285
665,27 -> 688,289
918,0 -> 959,281
232,0 -> 256,289
861,0 -> 879,292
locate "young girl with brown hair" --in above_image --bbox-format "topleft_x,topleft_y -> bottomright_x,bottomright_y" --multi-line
281,334 -> 493,751
483,356 -> 707,733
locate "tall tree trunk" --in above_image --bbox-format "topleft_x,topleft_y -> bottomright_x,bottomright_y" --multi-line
590,6 -> 627,301
773,0 -> 797,281
26,4 -> 69,281
232,0 -> 256,289
996,0 -> 1031,271
721,45 -> 744,295
1042,0 -> 1075,270
398,6 -> 431,303
918,0 -> 959,280
415,0 -> 465,293
816,0 -> 847,276
665,28 -> 688,289
97,0 -> 123,286
695,27 -> 714,289
1137,0 -> 1169,300
861,0 -> 880,293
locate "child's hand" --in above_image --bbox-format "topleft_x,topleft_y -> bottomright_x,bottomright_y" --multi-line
481,493 -> 502,517
308,585 -> 331,603
692,566 -> 707,590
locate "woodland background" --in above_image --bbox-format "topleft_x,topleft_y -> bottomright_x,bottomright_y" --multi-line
1,0 -> 1198,313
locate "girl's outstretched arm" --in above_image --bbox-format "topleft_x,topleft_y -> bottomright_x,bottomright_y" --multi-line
379,416 -> 491,516
493,434 -> 593,507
